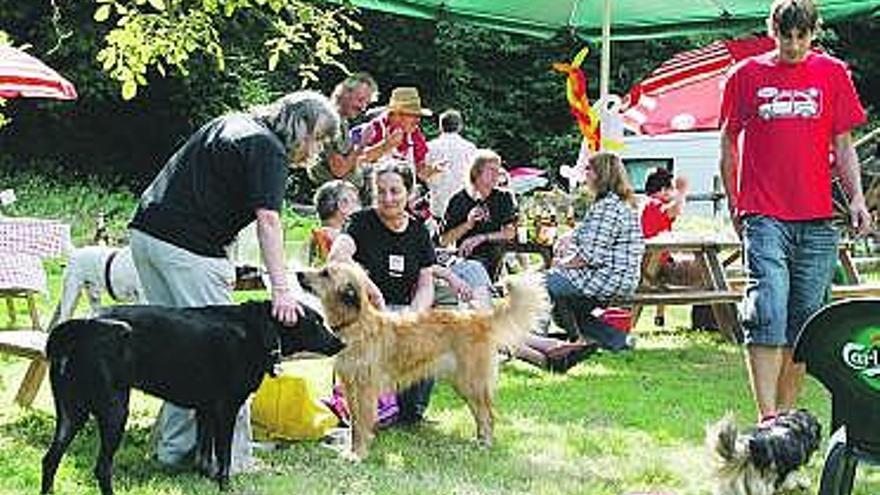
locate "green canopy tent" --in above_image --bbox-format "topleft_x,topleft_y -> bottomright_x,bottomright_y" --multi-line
348,0 -> 880,99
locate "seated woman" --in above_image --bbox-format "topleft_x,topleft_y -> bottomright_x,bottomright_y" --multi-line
516,151 -> 645,371
310,180 -> 361,265
328,162 -> 443,426
439,149 -> 517,281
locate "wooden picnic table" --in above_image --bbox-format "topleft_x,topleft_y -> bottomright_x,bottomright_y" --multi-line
0,216 -> 71,406
635,233 -> 880,343
634,232 -> 744,342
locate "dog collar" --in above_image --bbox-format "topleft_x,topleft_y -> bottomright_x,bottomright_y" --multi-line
103,248 -> 120,301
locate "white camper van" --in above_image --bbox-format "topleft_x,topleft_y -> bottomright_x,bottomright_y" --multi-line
619,130 -> 726,218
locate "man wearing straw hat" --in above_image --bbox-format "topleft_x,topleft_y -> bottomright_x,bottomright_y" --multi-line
359,86 -> 443,183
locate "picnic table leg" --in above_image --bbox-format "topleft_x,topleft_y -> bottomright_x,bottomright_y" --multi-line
837,245 -> 861,285
15,358 -> 47,407
5,296 -> 15,329
701,249 -> 743,343
630,304 -> 643,327
26,293 -> 41,330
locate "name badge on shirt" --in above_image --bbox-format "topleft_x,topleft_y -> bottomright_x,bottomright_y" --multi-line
389,254 -> 405,277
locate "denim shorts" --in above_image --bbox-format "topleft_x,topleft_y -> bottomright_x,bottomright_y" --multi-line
740,215 -> 839,346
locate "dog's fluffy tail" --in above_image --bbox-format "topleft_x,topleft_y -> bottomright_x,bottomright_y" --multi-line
490,272 -> 551,348
707,413 -> 750,481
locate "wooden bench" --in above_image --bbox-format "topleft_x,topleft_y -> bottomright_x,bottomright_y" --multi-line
607,289 -> 744,343
617,289 -> 743,306
0,330 -> 48,405
726,279 -> 880,300
2,287 -> 49,407
830,283 -> 880,299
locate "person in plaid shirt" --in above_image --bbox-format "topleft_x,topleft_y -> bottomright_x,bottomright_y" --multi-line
545,151 -> 644,351
511,151 -> 643,373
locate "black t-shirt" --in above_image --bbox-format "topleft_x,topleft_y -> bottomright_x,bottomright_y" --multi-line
442,187 -> 517,278
345,209 -> 436,306
130,114 -> 289,257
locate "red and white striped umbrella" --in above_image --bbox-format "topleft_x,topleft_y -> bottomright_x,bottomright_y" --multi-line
621,36 -> 775,135
0,45 -> 77,101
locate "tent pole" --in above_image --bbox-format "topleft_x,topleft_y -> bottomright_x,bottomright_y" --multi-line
600,0 -> 611,102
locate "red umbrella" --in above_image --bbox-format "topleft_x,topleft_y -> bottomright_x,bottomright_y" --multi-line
621,36 -> 775,135
0,45 -> 77,101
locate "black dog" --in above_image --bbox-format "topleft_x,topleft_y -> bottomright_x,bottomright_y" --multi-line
708,409 -> 822,495
41,301 -> 343,495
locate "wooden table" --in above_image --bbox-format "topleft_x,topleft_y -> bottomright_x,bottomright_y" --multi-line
0,217 -> 71,406
634,232 -> 744,342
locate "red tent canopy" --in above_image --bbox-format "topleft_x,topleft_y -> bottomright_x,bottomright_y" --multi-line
621,36 -> 775,135
0,46 -> 77,101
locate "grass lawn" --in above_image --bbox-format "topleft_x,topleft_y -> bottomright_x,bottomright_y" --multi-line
2,304 -> 879,495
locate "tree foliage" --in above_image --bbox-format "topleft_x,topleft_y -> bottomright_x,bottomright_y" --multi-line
0,0 -> 361,182
0,4 -> 876,186
90,0 -> 360,100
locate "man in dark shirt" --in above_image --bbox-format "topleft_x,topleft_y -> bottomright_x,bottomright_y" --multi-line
440,149 -> 517,280
129,90 -> 340,473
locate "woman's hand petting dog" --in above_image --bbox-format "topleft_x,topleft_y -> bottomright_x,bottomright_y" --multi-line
271,287 -> 304,326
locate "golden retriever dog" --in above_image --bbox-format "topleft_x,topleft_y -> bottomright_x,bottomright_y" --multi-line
297,262 -> 550,460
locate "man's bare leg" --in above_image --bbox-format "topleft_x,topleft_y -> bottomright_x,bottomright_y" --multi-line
746,345 -> 784,421
776,348 -> 805,411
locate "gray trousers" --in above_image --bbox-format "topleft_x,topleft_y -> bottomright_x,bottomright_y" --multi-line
129,229 -> 254,474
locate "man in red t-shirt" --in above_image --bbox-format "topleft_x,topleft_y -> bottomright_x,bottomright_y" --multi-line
719,0 -> 871,424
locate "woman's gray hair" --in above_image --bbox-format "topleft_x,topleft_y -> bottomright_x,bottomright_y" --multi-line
250,90 -> 341,152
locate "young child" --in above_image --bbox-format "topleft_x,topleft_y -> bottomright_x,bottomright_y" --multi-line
641,167 -> 688,239
311,180 -> 361,265
640,168 -> 695,326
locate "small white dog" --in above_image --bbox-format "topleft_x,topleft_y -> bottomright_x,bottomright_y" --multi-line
48,245 -> 143,328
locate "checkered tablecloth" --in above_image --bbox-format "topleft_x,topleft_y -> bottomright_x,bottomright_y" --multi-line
0,218 -> 71,293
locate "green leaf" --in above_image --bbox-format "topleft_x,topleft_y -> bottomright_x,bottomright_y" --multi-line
268,51 -> 279,71
94,4 -> 112,22
148,0 -> 166,11
121,80 -> 137,100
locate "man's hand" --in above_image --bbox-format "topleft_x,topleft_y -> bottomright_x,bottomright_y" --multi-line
421,160 -> 449,182
271,288 -> 304,326
384,128 -> 404,153
849,198 -> 873,237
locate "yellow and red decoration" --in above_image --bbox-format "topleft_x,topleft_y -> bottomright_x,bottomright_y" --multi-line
553,46 -> 601,152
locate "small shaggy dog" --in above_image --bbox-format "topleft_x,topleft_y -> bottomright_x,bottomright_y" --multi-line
40,302 -> 344,495
47,245 -> 143,328
707,409 -> 822,495
297,262 -> 550,460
